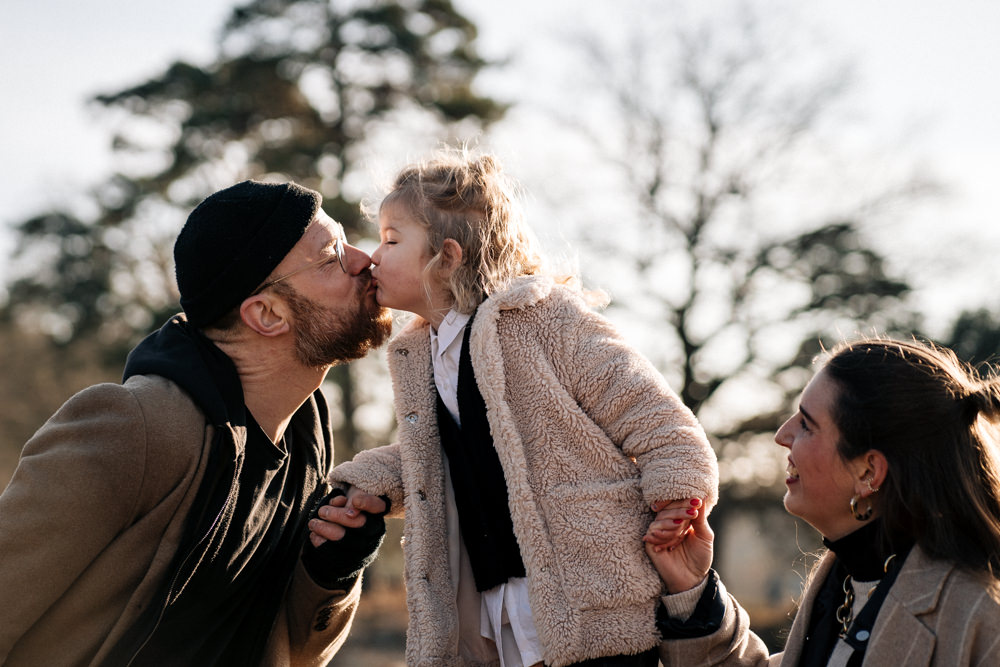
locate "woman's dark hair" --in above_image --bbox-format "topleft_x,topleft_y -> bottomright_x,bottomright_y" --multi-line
823,338 -> 1000,580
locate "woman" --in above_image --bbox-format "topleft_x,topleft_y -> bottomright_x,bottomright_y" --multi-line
647,338 -> 1000,666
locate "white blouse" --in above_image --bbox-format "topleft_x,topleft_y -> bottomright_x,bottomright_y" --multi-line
430,309 -> 543,667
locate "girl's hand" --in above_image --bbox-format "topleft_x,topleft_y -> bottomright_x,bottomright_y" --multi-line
644,504 -> 714,593
644,498 -> 702,550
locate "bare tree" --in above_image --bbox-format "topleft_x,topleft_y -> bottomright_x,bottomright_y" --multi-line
503,5 -> 942,644
537,6 -> 935,487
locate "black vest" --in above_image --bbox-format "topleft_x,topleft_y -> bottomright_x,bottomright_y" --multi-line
436,319 -> 526,591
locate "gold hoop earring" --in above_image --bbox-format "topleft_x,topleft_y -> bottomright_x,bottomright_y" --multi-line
850,495 -> 873,521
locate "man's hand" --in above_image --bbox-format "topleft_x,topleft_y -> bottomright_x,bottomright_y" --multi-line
309,486 -> 387,547
301,486 -> 390,589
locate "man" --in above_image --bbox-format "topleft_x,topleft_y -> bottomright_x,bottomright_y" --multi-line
0,180 -> 393,666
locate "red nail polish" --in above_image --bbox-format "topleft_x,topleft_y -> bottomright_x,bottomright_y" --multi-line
673,519 -> 684,524
686,509 -> 697,516
690,499 -> 701,506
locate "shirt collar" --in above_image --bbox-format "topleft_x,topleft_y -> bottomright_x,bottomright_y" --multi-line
431,308 -> 471,358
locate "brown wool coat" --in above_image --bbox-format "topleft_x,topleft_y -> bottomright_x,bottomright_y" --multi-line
332,276 -> 719,667
658,546 -> 1000,666
0,375 -> 360,667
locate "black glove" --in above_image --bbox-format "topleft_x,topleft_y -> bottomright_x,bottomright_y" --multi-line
301,488 -> 391,590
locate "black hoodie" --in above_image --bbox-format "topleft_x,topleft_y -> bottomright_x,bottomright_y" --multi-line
108,315 -> 331,666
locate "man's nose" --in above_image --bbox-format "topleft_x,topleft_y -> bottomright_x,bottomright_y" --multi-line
343,243 -> 373,275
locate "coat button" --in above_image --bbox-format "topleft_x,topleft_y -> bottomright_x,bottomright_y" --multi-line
405,412 -> 418,424
396,348 -> 409,356
417,489 -> 427,500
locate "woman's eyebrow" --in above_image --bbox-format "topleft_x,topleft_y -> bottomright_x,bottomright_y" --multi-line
800,405 -> 817,426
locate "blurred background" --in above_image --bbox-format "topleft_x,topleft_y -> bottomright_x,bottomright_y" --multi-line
3,0 -> 999,663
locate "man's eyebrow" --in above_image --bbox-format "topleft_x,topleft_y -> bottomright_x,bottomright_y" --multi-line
325,224 -> 347,248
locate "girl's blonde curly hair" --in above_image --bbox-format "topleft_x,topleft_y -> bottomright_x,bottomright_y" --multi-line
374,149 -> 567,315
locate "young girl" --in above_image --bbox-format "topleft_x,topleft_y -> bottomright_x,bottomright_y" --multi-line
330,150 -> 718,666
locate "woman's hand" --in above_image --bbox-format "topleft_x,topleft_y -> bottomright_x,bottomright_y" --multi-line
644,499 -> 714,593
644,498 -> 702,550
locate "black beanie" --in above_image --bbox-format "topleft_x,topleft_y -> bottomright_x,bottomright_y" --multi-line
174,180 -> 322,327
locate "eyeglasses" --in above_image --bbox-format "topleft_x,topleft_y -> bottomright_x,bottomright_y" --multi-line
252,236 -> 346,295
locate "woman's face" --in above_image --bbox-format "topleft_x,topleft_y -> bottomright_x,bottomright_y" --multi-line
775,368 -> 866,540
370,200 -> 449,323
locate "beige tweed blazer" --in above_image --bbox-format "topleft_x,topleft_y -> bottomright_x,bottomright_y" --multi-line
659,545 -> 1000,666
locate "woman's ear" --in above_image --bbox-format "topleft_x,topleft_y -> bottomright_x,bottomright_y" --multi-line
240,294 -> 291,337
439,239 -> 463,277
854,450 -> 889,498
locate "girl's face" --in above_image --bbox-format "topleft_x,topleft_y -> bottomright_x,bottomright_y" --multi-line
774,369 -> 867,540
370,200 -> 451,324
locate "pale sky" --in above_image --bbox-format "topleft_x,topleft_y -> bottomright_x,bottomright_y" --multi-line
3,0 -> 999,334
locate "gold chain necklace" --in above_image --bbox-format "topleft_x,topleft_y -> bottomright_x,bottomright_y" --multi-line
835,574 -> 855,637
835,554 -> 897,638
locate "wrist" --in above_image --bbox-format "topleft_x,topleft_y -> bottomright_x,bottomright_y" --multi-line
669,568 -> 710,594
657,570 -> 725,638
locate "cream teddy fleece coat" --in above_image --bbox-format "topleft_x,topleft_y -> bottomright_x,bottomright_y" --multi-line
332,276 -> 718,666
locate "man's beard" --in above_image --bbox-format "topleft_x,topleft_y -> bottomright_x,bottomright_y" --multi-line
275,280 -> 392,369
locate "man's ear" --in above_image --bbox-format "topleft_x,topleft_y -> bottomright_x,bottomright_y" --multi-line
240,294 -> 291,337
439,239 -> 463,277
853,450 -> 889,498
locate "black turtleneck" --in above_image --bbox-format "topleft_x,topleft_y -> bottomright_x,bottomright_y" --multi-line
823,519 -> 891,581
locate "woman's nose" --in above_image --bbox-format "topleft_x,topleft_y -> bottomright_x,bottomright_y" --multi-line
774,418 -> 793,448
